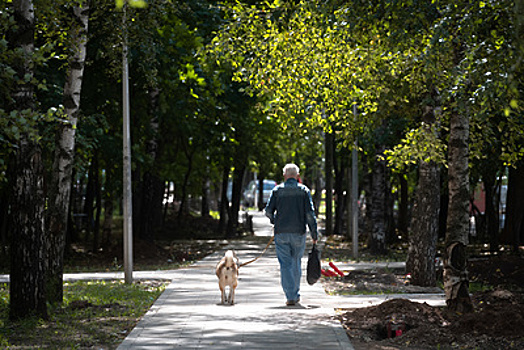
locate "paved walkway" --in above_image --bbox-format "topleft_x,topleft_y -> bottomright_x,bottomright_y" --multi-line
118,211 -> 353,349
0,211 -> 445,349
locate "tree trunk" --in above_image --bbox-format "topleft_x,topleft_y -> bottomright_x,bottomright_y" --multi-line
0,187 -> 8,258
8,0 -> 47,320
163,181 -> 171,223
9,139 -> 48,320
369,144 -> 387,255
397,173 -> 409,236
324,131 -> 334,236
177,148 -> 194,219
406,107 -> 440,287
84,158 -> 97,244
226,158 -> 246,238
443,109 -> 473,313
138,87 -> 162,240
138,171 -> 163,240
482,170 -> 500,253
201,176 -> 211,217
93,157 -> 101,251
313,167 -> 322,217
102,187 -> 114,247
218,165 -> 230,235
257,176 -> 264,211
504,164 -> 524,252
333,150 -> 346,235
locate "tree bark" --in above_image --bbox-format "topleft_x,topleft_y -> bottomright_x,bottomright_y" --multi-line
333,149 -> 346,235
324,131 -> 334,236
313,167 -> 322,217
47,2 -> 90,297
482,170 -> 501,253
226,157 -> 246,238
443,109 -> 473,313
369,144 -> 387,255
397,173 -> 409,236
102,176 -> 114,247
504,164 -> 524,252
257,176 -> 264,211
138,87 -> 162,240
0,187 -> 8,258
218,165 -> 230,235
93,155 -> 101,251
201,176 -> 211,217
177,146 -> 194,219
8,0 -> 48,320
406,107 -> 440,287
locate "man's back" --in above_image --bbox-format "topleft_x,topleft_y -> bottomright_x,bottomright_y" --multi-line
265,178 -> 317,238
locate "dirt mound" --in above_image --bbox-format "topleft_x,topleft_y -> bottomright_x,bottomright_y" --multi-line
453,289 -> 524,338
339,298 -> 447,341
338,293 -> 524,350
333,254 -> 524,349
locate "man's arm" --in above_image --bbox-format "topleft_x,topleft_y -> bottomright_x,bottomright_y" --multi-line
264,190 -> 276,224
305,191 -> 318,242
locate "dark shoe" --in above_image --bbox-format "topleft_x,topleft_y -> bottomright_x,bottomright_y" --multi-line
286,298 -> 300,306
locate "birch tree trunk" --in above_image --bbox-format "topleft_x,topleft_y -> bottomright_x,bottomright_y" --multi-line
443,109 -> 473,313
8,0 -> 48,320
46,1 -> 90,304
406,106 -> 440,287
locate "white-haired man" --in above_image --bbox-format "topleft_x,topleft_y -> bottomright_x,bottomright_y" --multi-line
265,163 -> 319,306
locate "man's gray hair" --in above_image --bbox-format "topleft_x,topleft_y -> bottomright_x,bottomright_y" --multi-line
283,163 -> 300,177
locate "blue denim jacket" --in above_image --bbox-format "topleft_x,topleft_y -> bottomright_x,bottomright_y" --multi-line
265,178 -> 318,240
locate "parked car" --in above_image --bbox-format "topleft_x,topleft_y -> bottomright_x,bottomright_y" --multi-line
243,179 -> 277,207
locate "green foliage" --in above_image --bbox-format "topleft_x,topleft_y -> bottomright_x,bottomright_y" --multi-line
210,0 -> 378,143
385,123 -> 447,170
210,0 -> 523,170
116,0 -> 148,9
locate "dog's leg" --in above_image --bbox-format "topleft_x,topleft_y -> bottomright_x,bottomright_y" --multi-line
220,286 -> 225,304
230,287 -> 235,305
226,286 -> 231,304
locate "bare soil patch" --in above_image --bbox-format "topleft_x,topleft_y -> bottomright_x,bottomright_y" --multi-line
327,254 -> 524,350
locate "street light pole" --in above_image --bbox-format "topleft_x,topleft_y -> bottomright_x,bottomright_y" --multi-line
351,103 -> 359,259
122,2 -> 133,284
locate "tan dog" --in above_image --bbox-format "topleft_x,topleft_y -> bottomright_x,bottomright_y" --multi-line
215,250 -> 239,305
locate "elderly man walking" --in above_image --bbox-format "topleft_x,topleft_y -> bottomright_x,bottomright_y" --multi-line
265,163 -> 319,306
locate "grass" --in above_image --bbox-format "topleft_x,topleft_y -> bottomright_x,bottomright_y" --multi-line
0,280 -> 167,349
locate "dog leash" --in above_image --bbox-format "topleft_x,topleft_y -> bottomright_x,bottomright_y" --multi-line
239,235 -> 274,268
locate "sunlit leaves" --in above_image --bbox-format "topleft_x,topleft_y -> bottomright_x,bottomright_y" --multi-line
384,123 -> 447,170
210,0 -> 383,142
115,0 -> 147,9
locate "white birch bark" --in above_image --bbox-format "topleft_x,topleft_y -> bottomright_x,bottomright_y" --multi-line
443,109 -> 473,313
46,1 -> 90,304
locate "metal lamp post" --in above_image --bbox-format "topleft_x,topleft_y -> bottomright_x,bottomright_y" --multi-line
122,2 -> 133,284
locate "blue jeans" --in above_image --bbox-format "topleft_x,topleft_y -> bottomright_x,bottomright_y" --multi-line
274,233 -> 306,302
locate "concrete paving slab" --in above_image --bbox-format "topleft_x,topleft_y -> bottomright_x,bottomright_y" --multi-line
117,241 -> 354,350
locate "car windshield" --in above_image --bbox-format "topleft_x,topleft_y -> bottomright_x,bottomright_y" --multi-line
263,181 -> 276,190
